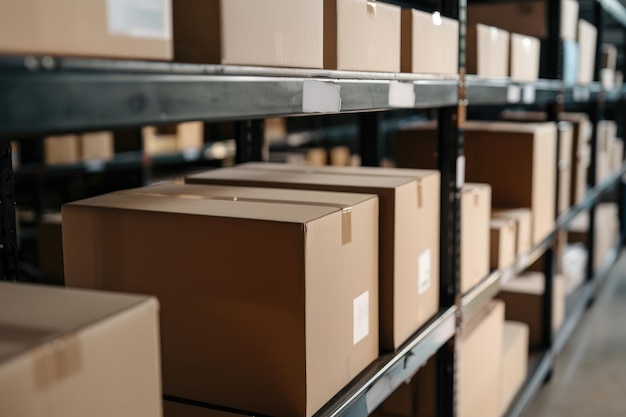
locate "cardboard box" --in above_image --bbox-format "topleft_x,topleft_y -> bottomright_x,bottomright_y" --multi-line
186,164 -> 440,351
558,122 -> 574,214
499,322 -> 529,415
458,300 -> 504,417
602,43 -> 617,70
578,20 -> 598,84
80,131 -> 114,161
568,204 -> 619,270
44,135 -> 81,166
143,122 -> 204,156
561,113 -> 591,205
612,138 -> 624,171
64,184 -> 379,417
510,33 -> 540,82
0,0 -> 172,60
461,184 -> 492,293
0,282 -> 161,417
597,120 -> 617,182
38,213 -> 64,286
164,401 -> 249,417
490,218 -> 517,271
325,0 -> 401,72
467,24 -> 510,78
174,0 -> 323,68
330,146 -> 352,166
401,9 -> 458,75
492,208 -> 532,257
497,273 -> 565,348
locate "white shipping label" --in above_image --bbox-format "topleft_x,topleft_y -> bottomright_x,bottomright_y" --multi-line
303,80 -> 342,113
353,291 -> 370,345
388,81 -> 416,108
418,250 -> 431,295
107,0 -> 172,40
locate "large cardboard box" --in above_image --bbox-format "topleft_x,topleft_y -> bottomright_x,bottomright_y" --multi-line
458,300 -> 505,417
80,131 -> 114,161
0,0 -> 172,60
38,213 -> 64,286
401,9 -> 458,75
499,322 -> 529,415
324,0 -> 401,72
510,33 -> 541,82
461,184 -> 492,293
64,184 -> 379,417
44,135 -> 80,166
558,122 -> 574,214
186,164 -> 440,351
174,0 -> 323,68
490,218 -> 517,271
164,401 -> 248,417
568,204 -> 619,270
497,273 -> 565,348
578,20 -> 598,84
467,24 -> 510,78
492,208 -> 532,257
0,282 -> 161,417
143,122 -> 204,156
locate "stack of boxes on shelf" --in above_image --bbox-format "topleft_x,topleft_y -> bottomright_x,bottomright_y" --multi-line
43,132 -> 114,166
142,122 -> 204,157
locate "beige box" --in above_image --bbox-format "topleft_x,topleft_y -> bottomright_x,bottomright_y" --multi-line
461,184 -> 492,293
561,113 -> 591,205
186,164 -> 440,351
164,401 -> 248,417
401,9 -> 459,75
612,138 -> 624,171
0,282 -> 161,417
80,131 -> 114,161
602,43 -> 618,70
458,300 -> 505,417
578,19 -> 598,84
497,273 -> 565,348
44,135 -> 81,166
64,184 -> 379,417
598,120 -> 617,153
568,204 -> 619,270
467,24 -> 510,78
38,213 -> 64,286
490,218 -> 517,271
0,0 -> 172,60
510,33 -> 540,82
143,122 -> 204,156
558,122 -> 574,214
324,0 -> 401,72
174,0 -> 323,68
492,208 -> 532,256
499,322 -> 529,415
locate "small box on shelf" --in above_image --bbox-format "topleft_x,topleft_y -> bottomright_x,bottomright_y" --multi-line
461,183 -> 491,294
44,135 -> 81,166
466,24 -> 510,79
510,33 -> 540,82
490,217 -> 517,271
578,19 -> 598,84
499,322 -> 529,415
492,208 -> 532,257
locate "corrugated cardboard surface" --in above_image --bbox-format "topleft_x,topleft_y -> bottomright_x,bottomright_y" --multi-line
458,300 -> 504,417
401,9 -> 459,75
80,131 -> 114,161
510,33 -> 540,81
492,208 -> 532,256
0,282 -> 161,417
0,0 -> 172,60
64,186 -> 378,417
490,218 -> 517,270
558,123 -> 574,214
174,0 -> 323,67
187,164 -> 440,351
164,401 -> 252,417
461,184 -> 491,294
467,24 -> 510,78
578,19 -> 598,84
44,135 -> 80,166
325,0 -> 401,72
499,322 -> 529,415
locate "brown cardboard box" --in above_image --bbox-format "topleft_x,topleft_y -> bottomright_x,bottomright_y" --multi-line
558,122 -> 574,214
64,184 -> 379,417
143,122 -> 204,156
0,282 -> 161,417
164,401 -> 250,417
265,118 -> 287,143
401,9 -> 459,75
602,43 -> 618,70
325,0 -> 401,72
458,300 -> 504,417
612,138 -> 624,171
186,164 -> 440,351
44,135 -> 81,165
497,273 -> 565,348
499,322 -> 529,415
461,184 -> 492,293
80,131 -> 114,161
38,213 -> 64,286
307,148 -> 329,166
492,208 -> 532,257
568,204 -> 619,270
561,113 -> 591,205
490,218 -> 517,271
510,33 -> 540,82
0,0 -> 172,60
174,0 -> 323,68
578,20 -> 598,84
467,24 -> 510,78
330,146 -> 352,166
597,120 -> 617,154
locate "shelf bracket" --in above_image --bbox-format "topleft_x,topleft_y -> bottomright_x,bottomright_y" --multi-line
0,138 -> 18,281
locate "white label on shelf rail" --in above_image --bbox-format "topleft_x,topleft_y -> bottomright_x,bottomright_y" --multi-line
107,0 -> 172,40
388,81 -> 416,108
523,85 -> 536,104
456,155 -> 465,188
507,85 -> 521,103
353,291 -> 370,345
418,249 -> 431,295
302,80 -> 342,113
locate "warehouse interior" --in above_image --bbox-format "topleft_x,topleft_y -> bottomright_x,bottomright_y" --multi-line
1,1 -> 626,417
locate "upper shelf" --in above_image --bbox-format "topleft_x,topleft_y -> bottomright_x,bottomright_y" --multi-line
598,0 -> 626,27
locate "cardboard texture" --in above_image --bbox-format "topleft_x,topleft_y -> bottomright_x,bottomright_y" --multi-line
578,19 -> 598,84
490,218 -> 517,270
461,184 -> 492,293
143,122 -> 204,156
492,208 -> 532,257
186,164 -> 440,351
44,135 -> 80,165
64,184 -> 379,417
497,273 -> 565,348
499,322 -> 529,415
568,204 -> 619,270
38,213 -> 64,286
0,282 -> 161,417
174,0 -> 323,68
602,43 -> 617,70
0,0 -> 172,60
164,401 -> 250,417
558,122 -> 574,214
458,300 -> 505,417
80,131 -> 114,161
401,9 -> 459,75
467,24 -> 510,78
510,33 -> 540,82
324,0 -> 401,72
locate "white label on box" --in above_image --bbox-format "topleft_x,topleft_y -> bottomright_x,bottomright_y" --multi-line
353,291 -> 370,345
388,81 -> 416,108
523,85 -> 536,104
456,155 -> 465,188
303,80 -> 342,113
507,85 -> 521,103
418,250 -> 431,295
107,0 -> 171,40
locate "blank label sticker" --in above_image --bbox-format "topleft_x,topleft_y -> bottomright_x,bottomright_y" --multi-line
388,81 -> 416,108
303,80 -> 341,113
456,155 -> 465,188
507,85 -> 521,103
353,291 -> 370,345
523,85 -> 536,104
418,250 -> 431,295
107,0 -> 171,40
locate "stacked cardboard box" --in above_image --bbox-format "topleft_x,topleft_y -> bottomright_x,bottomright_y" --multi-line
597,120 -> 617,183
44,132 -> 114,165
466,24 -> 510,78
568,203 -> 620,271
461,184 -> 492,292
143,122 -> 204,156
492,208 -> 532,257
578,20 -> 598,84
490,217 -> 517,271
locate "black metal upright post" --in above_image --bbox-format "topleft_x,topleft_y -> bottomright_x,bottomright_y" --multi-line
359,113 -> 383,167
250,120 -> 265,162
0,138 -> 18,281
234,121 -> 251,164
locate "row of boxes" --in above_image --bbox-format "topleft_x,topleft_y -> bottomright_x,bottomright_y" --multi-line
43,132 -> 114,165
